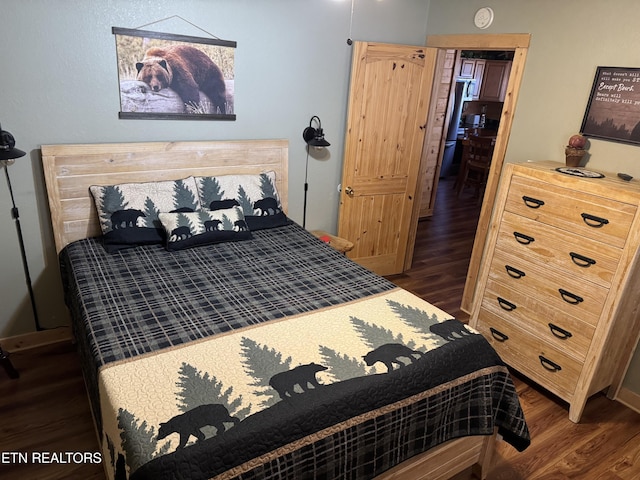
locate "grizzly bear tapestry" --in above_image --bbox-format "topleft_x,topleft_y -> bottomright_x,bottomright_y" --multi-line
113,27 -> 236,120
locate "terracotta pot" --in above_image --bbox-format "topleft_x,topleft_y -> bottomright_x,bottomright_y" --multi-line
565,147 -> 587,167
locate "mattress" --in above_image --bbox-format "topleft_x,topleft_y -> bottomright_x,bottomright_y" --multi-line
59,223 -> 529,480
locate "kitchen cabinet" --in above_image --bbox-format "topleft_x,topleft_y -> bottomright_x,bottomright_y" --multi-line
459,58 -> 476,78
470,162 -> 640,423
478,60 -> 511,102
459,59 -> 485,100
459,59 -> 511,102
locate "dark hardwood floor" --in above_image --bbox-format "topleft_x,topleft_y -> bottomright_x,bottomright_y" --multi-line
386,177 -> 483,321
1,177 -> 638,480
1,342 -> 104,480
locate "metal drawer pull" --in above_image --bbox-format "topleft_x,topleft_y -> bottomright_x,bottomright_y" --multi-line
497,297 -> 517,311
505,265 -> 526,279
559,288 -> 584,305
522,195 -> 545,208
569,252 -> 596,268
513,231 -> 535,245
490,327 -> 509,342
549,323 -> 573,339
581,213 -> 609,228
539,355 -> 562,372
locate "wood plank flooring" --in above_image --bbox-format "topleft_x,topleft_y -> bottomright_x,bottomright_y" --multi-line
0,341 -> 104,480
1,178 -> 638,480
387,177 -> 483,321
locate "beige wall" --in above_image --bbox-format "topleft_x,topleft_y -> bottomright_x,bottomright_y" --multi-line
427,0 -> 640,175
426,0 -> 640,394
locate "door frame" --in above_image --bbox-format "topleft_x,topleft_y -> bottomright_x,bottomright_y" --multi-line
417,33 -> 531,314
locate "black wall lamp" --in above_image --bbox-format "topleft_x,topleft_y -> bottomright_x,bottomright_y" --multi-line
0,123 -> 42,334
303,115 -> 331,148
302,116 -> 330,229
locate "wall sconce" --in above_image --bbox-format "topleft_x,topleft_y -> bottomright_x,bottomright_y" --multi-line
1,123 -> 42,334
302,116 -> 330,229
303,115 -> 331,148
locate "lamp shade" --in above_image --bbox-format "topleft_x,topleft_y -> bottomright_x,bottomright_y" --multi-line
302,116 -> 330,147
0,128 -> 26,161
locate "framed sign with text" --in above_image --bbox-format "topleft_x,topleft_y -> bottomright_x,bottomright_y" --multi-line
581,66 -> 640,145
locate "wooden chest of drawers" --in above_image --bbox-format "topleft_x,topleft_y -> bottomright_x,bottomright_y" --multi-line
470,161 -> 640,422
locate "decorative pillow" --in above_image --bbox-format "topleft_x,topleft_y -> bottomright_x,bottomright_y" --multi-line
89,177 -> 201,252
158,207 -> 251,251
195,171 -> 288,230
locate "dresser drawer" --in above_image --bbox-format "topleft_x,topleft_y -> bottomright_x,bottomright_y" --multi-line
476,309 -> 581,399
482,279 -> 595,361
505,175 -> 636,248
497,211 -> 621,288
488,249 -> 608,326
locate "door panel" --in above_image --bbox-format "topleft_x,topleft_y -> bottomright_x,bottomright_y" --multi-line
338,42 -> 438,275
344,192 -> 404,273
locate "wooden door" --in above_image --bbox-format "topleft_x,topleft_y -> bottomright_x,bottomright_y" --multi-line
338,41 -> 438,276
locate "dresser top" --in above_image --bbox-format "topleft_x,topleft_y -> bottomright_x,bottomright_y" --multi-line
510,161 -> 640,202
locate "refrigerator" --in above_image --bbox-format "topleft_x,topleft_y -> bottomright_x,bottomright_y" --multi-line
441,78 -> 475,178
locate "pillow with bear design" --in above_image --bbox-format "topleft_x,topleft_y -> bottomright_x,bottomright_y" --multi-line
89,177 -> 201,253
194,171 -> 288,230
158,207 -> 251,251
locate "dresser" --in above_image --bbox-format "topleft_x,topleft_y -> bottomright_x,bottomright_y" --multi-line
470,161 -> 640,422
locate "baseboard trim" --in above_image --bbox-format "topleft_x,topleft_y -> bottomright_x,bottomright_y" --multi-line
616,386 -> 640,415
0,327 -> 73,353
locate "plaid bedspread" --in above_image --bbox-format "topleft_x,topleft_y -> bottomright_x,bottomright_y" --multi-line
59,223 -> 529,480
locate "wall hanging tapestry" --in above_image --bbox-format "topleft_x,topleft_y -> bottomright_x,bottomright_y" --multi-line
113,20 -> 236,121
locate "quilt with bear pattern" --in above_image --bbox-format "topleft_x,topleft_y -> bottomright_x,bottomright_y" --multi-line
59,223 -> 530,480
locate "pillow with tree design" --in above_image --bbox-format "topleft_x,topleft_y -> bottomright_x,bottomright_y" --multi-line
195,171 -> 288,230
158,207 -> 251,251
89,177 -> 201,252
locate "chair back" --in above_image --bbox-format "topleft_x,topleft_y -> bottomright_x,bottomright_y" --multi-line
455,134 -> 496,201
467,135 -> 494,169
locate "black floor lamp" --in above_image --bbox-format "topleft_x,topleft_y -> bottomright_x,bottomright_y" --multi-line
302,115 -> 330,229
0,123 -> 41,379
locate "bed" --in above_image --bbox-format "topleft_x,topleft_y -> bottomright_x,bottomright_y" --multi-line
41,139 -> 529,480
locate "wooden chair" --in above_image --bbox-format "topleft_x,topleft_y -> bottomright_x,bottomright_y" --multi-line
456,135 -> 494,202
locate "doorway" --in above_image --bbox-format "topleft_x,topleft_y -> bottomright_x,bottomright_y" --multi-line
439,49 -> 513,185
391,49 -> 503,321
417,34 -> 531,314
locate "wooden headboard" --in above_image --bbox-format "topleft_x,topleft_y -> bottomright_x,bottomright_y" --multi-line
41,139 -> 289,253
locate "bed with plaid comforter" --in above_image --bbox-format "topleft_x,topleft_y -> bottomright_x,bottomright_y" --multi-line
60,223 -> 529,480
